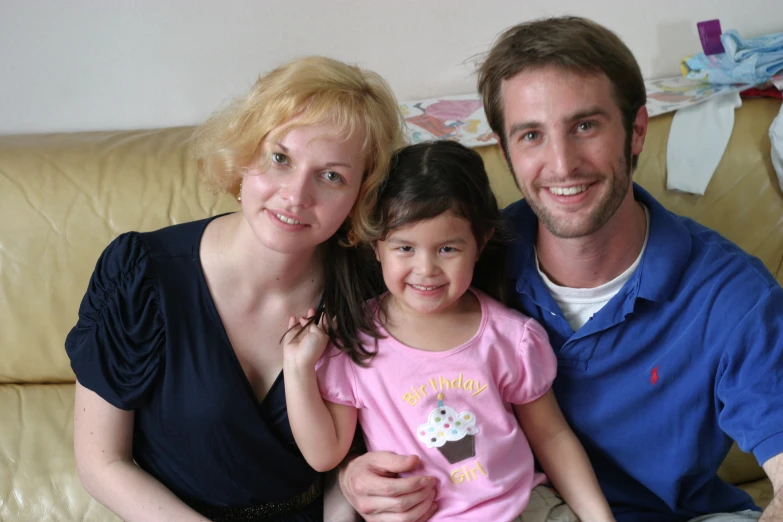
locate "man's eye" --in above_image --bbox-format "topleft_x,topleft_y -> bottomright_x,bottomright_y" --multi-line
523,131 -> 539,141
578,121 -> 597,132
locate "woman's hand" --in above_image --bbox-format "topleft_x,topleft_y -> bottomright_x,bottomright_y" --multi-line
283,308 -> 330,370
339,452 -> 437,522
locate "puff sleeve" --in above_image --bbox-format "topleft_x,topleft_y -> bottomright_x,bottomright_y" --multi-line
503,318 -> 558,405
316,347 -> 360,408
65,232 -> 164,410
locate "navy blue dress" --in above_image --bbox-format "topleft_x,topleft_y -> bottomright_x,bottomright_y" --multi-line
65,216 -> 323,521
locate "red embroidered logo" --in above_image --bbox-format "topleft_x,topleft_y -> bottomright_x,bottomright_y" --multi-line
650,367 -> 660,385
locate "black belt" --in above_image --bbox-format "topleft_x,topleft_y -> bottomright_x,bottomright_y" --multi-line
188,477 -> 323,521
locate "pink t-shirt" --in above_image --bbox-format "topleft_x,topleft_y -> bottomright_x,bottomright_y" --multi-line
317,290 -> 557,521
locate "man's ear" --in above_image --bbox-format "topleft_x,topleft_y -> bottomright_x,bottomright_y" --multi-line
493,132 -> 511,163
631,105 -> 649,158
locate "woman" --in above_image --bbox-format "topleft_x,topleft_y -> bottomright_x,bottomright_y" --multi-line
65,56 -> 405,522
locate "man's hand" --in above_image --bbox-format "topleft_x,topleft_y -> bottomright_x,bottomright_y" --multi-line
339,452 -> 437,522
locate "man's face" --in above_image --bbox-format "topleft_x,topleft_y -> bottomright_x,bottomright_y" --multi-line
500,67 -> 646,239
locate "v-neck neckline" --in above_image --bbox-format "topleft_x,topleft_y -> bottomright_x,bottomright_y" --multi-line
195,213 -> 283,410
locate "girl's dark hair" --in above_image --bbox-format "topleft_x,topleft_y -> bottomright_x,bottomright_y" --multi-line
373,140 -> 510,306
288,223 -> 385,367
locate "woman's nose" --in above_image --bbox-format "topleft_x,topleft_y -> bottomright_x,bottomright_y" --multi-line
280,170 -> 314,207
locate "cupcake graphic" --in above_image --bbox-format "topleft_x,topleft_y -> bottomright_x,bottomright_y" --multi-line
416,392 -> 479,464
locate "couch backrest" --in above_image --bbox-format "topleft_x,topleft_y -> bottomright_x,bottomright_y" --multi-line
1,98 -> 781,384
0,127 -> 237,384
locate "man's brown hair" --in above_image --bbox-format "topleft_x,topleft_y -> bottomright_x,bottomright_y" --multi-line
478,16 -> 646,168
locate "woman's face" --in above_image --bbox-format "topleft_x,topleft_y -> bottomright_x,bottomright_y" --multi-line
240,122 -> 367,254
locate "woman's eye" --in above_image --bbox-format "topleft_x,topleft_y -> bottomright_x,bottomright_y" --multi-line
271,152 -> 288,164
323,171 -> 343,183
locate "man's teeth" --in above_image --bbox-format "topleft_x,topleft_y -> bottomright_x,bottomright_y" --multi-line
549,185 -> 587,196
411,284 -> 440,291
275,213 -> 302,225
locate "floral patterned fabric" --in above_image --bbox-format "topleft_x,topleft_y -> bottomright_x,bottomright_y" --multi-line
400,76 -> 783,147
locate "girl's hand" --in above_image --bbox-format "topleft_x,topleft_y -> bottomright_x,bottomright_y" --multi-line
283,308 -> 330,370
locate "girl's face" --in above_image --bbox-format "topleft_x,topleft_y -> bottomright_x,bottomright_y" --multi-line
240,122 -> 366,254
375,212 -> 479,318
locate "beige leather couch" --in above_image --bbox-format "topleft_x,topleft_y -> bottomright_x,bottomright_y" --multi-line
0,98 -> 780,520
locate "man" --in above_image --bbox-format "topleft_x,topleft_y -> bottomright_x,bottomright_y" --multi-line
340,16 -> 783,522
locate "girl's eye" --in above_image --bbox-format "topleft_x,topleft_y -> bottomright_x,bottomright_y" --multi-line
440,246 -> 457,254
322,171 -> 344,184
271,152 -> 289,164
397,246 -> 414,253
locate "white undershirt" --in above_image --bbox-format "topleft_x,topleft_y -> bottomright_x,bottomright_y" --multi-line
535,205 -> 650,332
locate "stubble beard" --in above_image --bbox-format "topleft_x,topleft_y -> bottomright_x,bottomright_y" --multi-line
514,154 -> 632,240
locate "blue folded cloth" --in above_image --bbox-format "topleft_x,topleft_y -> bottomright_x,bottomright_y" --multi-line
682,29 -> 783,85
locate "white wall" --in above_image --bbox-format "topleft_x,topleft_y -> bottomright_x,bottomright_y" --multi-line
1,0 -> 780,135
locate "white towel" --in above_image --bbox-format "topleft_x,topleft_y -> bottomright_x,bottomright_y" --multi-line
666,92 -> 743,195
771,102 -> 783,192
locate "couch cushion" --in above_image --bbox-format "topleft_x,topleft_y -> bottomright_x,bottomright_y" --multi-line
0,384 -> 772,517
719,443 -> 768,486
0,128 -> 237,384
0,384 -> 120,521
634,98 -> 783,286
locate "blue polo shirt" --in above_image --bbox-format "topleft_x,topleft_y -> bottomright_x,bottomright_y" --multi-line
504,184 -> 783,522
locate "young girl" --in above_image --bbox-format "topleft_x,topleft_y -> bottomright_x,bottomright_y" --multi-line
283,140 -> 615,521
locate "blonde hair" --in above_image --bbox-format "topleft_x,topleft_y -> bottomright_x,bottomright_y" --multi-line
190,55 -> 406,243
